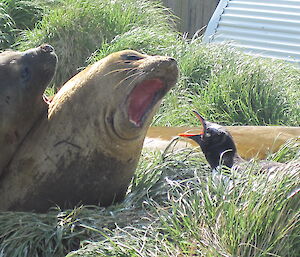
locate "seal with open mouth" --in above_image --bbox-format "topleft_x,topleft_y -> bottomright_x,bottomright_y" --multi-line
0,50 -> 178,212
0,44 -> 57,175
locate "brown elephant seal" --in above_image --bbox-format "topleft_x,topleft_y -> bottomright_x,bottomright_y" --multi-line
0,50 -> 178,212
0,44 -> 57,175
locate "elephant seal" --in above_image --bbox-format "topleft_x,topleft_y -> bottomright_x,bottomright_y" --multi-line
0,44 -> 57,175
0,50 -> 178,212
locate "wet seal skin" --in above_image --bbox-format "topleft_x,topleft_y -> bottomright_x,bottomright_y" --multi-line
0,50 -> 178,212
0,44 -> 57,175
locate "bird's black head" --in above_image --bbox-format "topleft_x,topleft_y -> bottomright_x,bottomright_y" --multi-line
179,111 -> 237,169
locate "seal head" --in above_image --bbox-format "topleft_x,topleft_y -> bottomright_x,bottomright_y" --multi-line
108,51 -> 178,140
0,44 -> 57,174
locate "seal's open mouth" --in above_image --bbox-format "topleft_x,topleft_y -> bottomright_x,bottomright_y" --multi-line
128,78 -> 164,127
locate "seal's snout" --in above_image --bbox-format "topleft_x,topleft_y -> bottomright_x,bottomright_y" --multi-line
158,56 -> 177,67
156,56 -> 178,86
36,44 -> 57,74
167,57 -> 178,73
168,57 -> 177,63
40,44 -> 55,53
165,57 -> 177,71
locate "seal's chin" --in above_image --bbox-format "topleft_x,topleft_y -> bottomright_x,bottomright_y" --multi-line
128,78 -> 164,127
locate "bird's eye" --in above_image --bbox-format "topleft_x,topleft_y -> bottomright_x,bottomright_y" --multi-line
206,132 -> 211,137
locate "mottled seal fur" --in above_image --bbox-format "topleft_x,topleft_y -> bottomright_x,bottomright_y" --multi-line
0,50 -> 178,212
0,44 -> 57,175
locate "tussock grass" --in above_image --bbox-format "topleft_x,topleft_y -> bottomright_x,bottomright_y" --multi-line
153,40 -> 300,126
0,143 -> 299,257
3,0 -> 43,30
88,25 -> 179,63
17,0 -> 177,87
0,0 -> 45,49
0,1 -> 16,49
268,137 -> 300,163
68,146 -> 299,257
68,147 -> 300,257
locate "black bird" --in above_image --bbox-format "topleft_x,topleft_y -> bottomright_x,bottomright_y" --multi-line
178,112 -> 299,200
179,111 -> 241,170
179,111 -> 284,174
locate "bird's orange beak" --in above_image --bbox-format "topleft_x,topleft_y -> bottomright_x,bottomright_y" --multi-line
178,110 -> 206,138
178,131 -> 204,137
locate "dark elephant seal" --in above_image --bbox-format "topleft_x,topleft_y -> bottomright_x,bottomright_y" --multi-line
0,44 -> 57,175
0,50 -> 178,212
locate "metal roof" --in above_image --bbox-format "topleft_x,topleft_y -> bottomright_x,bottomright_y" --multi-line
203,0 -> 300,63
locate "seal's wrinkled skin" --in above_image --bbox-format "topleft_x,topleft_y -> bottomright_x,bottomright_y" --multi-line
0,45 -> 57,175
0,50 -> 178,212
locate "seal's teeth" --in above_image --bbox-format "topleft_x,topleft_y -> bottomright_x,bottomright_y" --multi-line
129,119 -> 141,128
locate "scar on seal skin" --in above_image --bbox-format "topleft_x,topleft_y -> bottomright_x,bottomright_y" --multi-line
0,44 -> 57,175
0,50 -> 178,212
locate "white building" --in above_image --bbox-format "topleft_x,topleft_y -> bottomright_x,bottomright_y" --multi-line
203,0 -> 300,64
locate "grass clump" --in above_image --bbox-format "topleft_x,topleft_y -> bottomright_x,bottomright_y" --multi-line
88,25 -> 179,63
0,1 -> 15,49
0,144 -> 299,257
17,0 -> 177,87
68,147 -> 300,257
0,0 -> 46,49
3,0 -> 44,30
152,39 -> 300,126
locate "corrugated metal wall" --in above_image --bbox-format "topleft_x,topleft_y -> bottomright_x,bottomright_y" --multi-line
203,0 -> 300,63
161,0 -> 219,36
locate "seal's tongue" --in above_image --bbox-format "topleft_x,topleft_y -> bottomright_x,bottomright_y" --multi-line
128,78 -> 164,127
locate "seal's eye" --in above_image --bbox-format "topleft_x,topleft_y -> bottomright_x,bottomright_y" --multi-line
126,55 -> 142,61
21,67 -> 30,83
123,54 -> 143,62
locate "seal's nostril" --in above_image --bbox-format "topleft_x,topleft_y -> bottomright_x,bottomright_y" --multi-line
40,44 -> 54,53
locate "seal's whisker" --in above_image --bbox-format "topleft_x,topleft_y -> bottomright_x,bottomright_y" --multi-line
105,60 -> 124,67
114,71 -> 143,88
122,71 -> 146,89
103,68 -> 136,77
114,73 -> 139,88
113,67 -> 139,76
107,60 -> 135,68
125,68 -> 139,76
125,71 -> 145,84
104,69 -> 127,76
